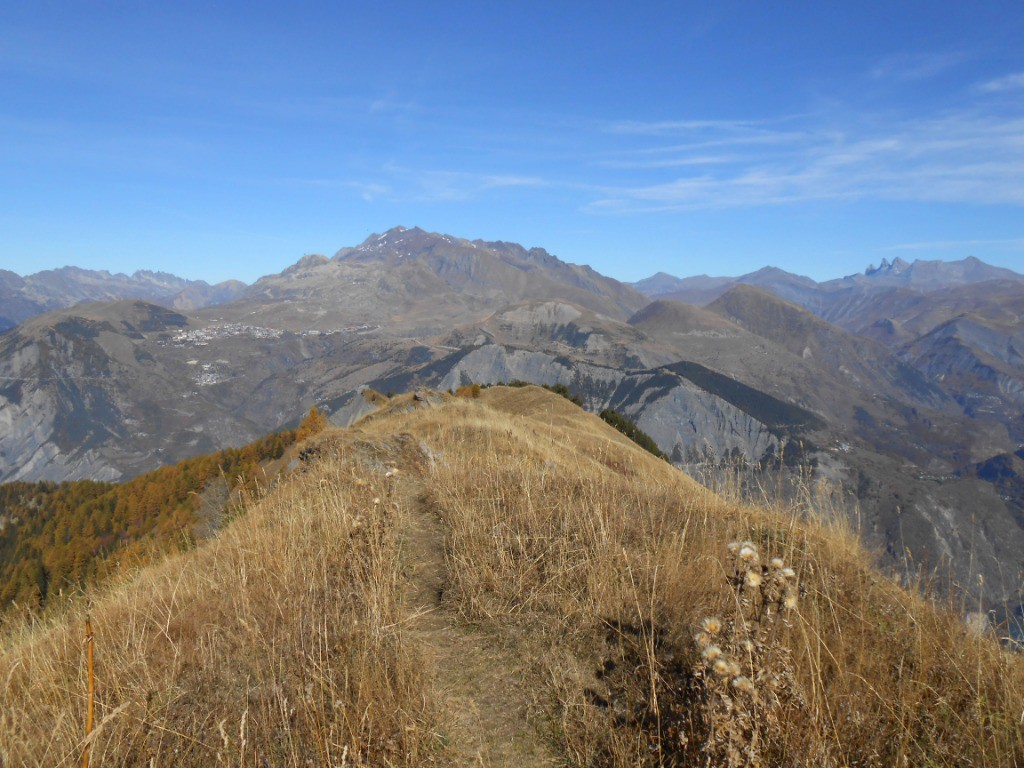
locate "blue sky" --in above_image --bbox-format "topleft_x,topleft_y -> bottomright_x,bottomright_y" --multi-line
3,1 -> 1024,285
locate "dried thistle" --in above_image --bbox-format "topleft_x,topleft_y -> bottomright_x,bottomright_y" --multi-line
692,541 -> 806,767
731,676 -> 755,694
702,616 -> 723,635
702,644 -> 723,662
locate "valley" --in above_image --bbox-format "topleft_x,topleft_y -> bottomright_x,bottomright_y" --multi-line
1,227 -> 1022,628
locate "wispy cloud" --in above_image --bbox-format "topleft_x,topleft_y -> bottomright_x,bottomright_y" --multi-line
598,155 -> 739,169
337,181 -> 392,202
237,94 -> 424,123
480,174 -> 547,189
263,177 -> 395,203
393,167 -> 548,202
870,51 -> 967,83
304,165 -> 549,204
605,118 -> 765,135
978,72 -> 1024,93
886,237 -> 1024,251
599,117 -> 814,164
586,111 -> 1024,213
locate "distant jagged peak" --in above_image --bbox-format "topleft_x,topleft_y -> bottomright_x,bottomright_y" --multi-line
334,226 -> 471,262
361,225 -> 425,248
865,257 -> 911,276
855,254 -> 1023,289
331,226 -> 572,272
130,269 -> 197,287
50,265 -> 111,277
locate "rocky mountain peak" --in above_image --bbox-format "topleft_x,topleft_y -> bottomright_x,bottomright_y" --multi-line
857,255 -> 1022,290
332,226 -> 461,263
282,254 -> 330,275
865,257 -> 911,276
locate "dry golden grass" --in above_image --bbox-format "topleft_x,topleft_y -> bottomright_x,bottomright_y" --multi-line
362,386 -> 1024,767
0,435 -> 443,766
2,384 -> 1022,766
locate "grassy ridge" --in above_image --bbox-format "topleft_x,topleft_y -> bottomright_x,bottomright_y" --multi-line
0,387 -> 1020,766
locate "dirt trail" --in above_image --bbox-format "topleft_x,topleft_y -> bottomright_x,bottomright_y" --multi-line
400,497 -> 561,767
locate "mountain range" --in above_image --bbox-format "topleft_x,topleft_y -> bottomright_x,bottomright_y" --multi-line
0,266 -> 246,332
1,228 -> 1022,620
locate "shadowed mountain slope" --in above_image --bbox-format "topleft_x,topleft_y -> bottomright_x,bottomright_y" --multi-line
707,284 -> 949,410
628,298 -> 744,337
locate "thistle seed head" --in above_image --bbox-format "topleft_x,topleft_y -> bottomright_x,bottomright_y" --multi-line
771,557 -> 785,570
739,545 -> 759,563
701,644 -> 723,662
744,570 -> 763,588
713,658 -> 730,676
701,616 -> 723,635
731,676 -> 755,694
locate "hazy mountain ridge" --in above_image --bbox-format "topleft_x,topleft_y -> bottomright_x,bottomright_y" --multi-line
0,265 -> 247,331
843,255 -> 1024,290
633,255 -> 1024,302
635,256 -> 1024,443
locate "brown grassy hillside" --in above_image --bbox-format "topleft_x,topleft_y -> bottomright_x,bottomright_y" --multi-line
1,386 -> 1021,766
